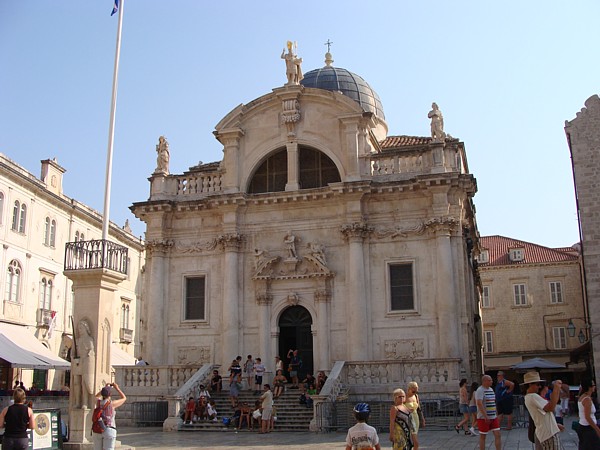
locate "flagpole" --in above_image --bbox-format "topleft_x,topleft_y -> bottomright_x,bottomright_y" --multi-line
102,0 -> 125,241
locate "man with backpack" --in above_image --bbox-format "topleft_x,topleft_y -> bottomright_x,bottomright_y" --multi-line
92,383 -> 126,450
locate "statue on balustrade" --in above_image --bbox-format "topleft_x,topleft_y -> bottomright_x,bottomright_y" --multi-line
154,135 -> 170,175
428,102 -> 446,143
72,319 -> 95,408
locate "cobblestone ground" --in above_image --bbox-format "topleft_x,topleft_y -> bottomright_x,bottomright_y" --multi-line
117,418 -> 580,449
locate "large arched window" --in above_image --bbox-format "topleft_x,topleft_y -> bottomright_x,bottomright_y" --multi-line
44,217 -> 51,245
6,260 -> 22,303
248,146 -> 340,193
11,201 -> 20,231
19,204 -> 26,233
50,220 -> 56,247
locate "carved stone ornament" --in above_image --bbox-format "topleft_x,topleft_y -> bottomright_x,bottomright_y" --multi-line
384,339 -> 425,360
314,289 -> 331,303
287,292 -> 300,306
423,216 -> 459,233
375,221 -> 427,239
282,99 -> 301,137
217,233 -> 243,250
174,239 -> 218,253
256,292 -> 273,305
145,239 -> 174,255
177,346 -> 211,365
340,221 -> 374,241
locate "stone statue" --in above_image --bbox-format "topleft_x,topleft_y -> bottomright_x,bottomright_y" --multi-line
254,248 -> 268,272
154,135 -> 170,174
281,41 -> 303,86
428,102 -> 446,143
308,242 -> 326,265
73,320 -> 95,408
284,231 -> 298,259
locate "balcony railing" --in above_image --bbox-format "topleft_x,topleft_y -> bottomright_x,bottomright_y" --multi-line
36,308 -> 53,327
64,239 -> 129,275
120,327 -> 133,343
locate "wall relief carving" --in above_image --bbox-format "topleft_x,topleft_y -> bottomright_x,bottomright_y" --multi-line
177,346 -> 211,365
384,339 -> 425,360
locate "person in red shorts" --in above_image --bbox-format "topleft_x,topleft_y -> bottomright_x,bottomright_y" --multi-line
475,374 -> 501,450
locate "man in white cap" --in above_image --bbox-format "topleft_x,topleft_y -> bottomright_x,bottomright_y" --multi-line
523,371 -> 563,449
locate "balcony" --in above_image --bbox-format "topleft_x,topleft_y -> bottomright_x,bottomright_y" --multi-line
64,239 -> 128,275
36,308 -> 53,328
120,327 -> 133,344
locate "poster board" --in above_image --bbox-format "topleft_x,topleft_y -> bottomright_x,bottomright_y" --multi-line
29,409 -> 62,449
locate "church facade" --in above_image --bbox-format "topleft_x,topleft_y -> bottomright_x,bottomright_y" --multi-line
132,51 -> 483,390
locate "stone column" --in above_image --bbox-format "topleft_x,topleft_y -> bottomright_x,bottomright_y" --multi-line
428,218 -> 460,358
315,289 -> 331,371
144,240 -> 172,364
341,221 -> 373,361
285,141 -> 300,191
63,267 -> 126,448
218,234 -> 242,365
339,116 -> 361,181
214,128 -> 244,193
257,293 -> 273,364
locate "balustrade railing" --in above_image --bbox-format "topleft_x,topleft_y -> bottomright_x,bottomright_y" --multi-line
64,239 -> 128,275
114,365 -> 203,393
177,172 -> 223,196
343,359 -> 461,387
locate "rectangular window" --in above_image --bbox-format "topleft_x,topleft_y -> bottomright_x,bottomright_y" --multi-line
484,330 -> 494,353
482,286 -> 491,308
549,282 -> 563,304
389,263 -> 414,311
185,277 -> 206,321
513,284 -> 527,306
552,327 -> 567,349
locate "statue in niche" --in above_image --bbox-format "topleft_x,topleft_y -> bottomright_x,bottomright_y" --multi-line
283,231 -> 298,259
281,41 -> 303,85
428,102 -> 446,143
73,320 -> 95,408
308,242 -> 326,265
154,135 -> 170,174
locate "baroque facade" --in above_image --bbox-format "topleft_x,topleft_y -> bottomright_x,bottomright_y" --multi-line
478,235 -> 587,380
0,153 -> 144,390
565,94 -> 600,380
132,52 -> 482,391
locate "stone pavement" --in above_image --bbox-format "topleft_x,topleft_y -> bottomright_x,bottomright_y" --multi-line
117,419 -> 580,449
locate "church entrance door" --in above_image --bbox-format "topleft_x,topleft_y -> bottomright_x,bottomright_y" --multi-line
278,305 -> 313,379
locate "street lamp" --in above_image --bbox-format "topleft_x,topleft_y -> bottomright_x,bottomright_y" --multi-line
567,318 -> 589,343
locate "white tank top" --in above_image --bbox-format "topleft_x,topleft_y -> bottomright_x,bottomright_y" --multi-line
578,397 -> 597,426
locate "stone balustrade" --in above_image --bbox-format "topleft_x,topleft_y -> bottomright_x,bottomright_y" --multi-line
113,365 -> 202,396
177,173 -> 223,196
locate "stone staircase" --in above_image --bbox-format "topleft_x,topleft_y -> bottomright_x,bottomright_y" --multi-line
179,387 -> 313,432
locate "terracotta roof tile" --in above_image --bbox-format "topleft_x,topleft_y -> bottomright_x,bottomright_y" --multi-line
479,235 -> 579,267
379,135 -> 457,149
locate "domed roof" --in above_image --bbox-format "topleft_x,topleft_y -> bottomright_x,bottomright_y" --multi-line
301,62 -> 385,120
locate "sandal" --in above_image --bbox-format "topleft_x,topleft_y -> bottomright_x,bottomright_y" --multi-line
455,425 -> 460,433
465,430 -> 472,435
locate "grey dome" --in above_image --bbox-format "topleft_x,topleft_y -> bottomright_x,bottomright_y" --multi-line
300,66 -> 385,119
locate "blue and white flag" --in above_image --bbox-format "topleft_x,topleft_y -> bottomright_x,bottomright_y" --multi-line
111,0 -> 120,16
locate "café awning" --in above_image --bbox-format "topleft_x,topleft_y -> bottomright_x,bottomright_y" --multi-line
0,322 -> 70,369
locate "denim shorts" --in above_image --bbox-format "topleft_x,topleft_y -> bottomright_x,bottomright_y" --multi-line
459,404 -> 469,414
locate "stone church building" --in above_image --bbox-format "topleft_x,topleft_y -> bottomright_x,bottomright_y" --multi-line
132,49 -> 483,391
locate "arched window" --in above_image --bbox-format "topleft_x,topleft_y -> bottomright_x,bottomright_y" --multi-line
248,146 -> 340,193
11,201 -> 20,231
121,303 -> 130,330
0,192 -> 4,224
39,277 -> 52,310
19,203 -> 26,233
6,260 -> 22,303
44,217 -> 51,245
75,231 -> 80,242
50,220 -> 57,247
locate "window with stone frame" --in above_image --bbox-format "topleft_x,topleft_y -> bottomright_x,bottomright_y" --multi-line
484,330 -> 494,353
43,217 -> 57,247
184,276 -> 206,321
121,301 -> 130,330
482,285 -> 491,308
389,263 -> 414,311
513,283 -> 527,306
6,260 -> 22,303
552,327 -> 567,349
0,191 -> 4,224
39,277 -> 53,310
549,281 -> 563,304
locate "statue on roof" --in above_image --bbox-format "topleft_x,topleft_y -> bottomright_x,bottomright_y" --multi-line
154,135 -> 170,175
428,102 -> 446,143
281,41 -> 303,86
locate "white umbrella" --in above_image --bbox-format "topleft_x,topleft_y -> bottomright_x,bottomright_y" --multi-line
511,357 -> 566,371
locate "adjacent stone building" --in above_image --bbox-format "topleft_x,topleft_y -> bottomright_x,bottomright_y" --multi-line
565,94 -> 600,380
478,235 -> 588,380
0,153 -> 143,391
132,51 -> 483,393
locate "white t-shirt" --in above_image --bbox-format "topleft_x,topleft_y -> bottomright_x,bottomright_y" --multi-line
345,422 -> 380,449
525,393 -> 560,443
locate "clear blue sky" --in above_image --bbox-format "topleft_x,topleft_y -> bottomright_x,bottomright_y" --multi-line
1,1 -> 598,248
